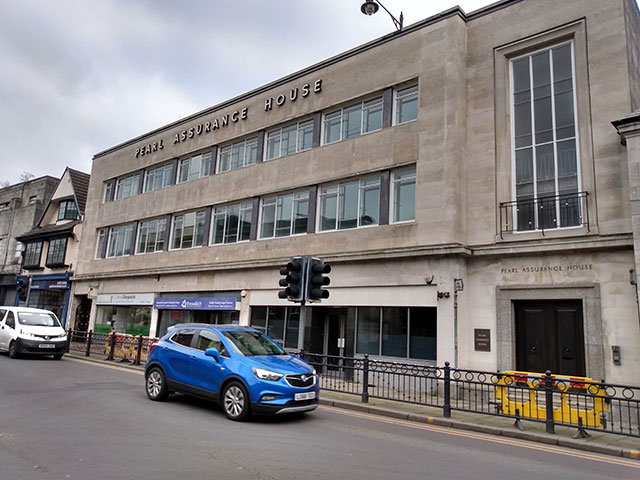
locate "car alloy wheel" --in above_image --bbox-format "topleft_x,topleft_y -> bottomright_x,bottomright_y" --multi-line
146,368 -> 168,401
223,382 -> 249,421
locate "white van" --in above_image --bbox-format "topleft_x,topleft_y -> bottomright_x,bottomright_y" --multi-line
0,307 -> 67,359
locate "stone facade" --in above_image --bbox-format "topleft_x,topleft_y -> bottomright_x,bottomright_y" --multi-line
73,0 -> 640,384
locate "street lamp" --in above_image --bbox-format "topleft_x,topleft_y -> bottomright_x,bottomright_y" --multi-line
360,1 -> 404,31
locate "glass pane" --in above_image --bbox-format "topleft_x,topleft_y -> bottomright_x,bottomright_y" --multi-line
363,98 -> 382,133
285,307 -> 300,349
293,193 -> 309,234
298,121 -> 314,151
382,308 -> 407,357
282,125 -> 297,156
267,307 -> 286,343
338,181 -> 358,229
260,200 -> 275,238
356,307 -> 380,355
409,307 -> 437,360
225,204 -> 239,243
245,138 -> 258,165
266,131 -> 280,160
324,111 -> 341,144
213,211 -> 225,244
275,195 -> 293,237
219,148 -> 230,172
250,306 -> 268,332
394,172 -> 415,222
536,143 -> 555,192
319,189 -> 337,231
360,185 -> 379,226
396,86 -> 418,124
239,204 -> 252,241
343,105 -> 362,139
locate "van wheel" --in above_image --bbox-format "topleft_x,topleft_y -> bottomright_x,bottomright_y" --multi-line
146,367 -> 169,401
8,341 -> 18,359
52,354 -> 63,360
223,382 -> 250,421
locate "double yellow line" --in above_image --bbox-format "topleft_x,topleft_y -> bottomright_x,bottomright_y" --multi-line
319,405 -> 640,469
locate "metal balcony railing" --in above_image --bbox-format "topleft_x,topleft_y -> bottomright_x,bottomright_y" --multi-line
499,191 -> 590,238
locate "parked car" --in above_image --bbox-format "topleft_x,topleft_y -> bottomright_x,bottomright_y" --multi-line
0,307 -> 67,359
144,324 -> 319,421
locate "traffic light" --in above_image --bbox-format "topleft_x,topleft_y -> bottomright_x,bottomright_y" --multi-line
277,257 -> 306,302
305,257 -> 331,302
17,279 -> 28,302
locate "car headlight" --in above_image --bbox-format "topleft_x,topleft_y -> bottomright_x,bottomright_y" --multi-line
20,330 -> 37,338
252,367 -> 283,382
311,368 -> 316,375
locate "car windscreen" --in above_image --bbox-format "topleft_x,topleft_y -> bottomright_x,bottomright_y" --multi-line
17,312 -> 61,327
222,331 -> 286,356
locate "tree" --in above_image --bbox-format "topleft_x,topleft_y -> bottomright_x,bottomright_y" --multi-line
0,180 -> 10,188
19,172 -> 35,182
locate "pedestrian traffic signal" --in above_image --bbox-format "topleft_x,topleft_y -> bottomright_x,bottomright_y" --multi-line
17,279 -> 28,302
305,257 -> 331,302
277,257 -> 306,302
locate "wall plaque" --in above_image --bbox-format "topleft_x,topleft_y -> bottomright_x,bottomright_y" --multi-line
474,329 -> 491,352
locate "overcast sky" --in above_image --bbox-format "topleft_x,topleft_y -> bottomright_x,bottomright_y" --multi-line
0,0 -> 636,185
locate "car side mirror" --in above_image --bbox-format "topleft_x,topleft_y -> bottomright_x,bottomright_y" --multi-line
205,347 -> 220,362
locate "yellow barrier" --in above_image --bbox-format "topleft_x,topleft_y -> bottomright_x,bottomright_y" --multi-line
494,370 -> 609,427
104,332 -> 157,362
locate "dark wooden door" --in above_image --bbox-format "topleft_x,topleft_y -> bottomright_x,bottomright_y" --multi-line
515,300 -> 585,376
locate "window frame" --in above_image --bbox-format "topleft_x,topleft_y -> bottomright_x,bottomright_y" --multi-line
211,201 -> 253,245
177,152 -> 213,184
250,306 -> 300,350
23,241 -> 43,268
317,175 -> 381,232
393,84 -> 419,125
322,96 -> 384,145
259,190 -> 309,239
57,199 -> 78,221
105,223 -> 137,258
170,210 -> 208,250
391,166 -> 416,224
143,163 -> 175,193
45,237 -> 68,267
136,217 -> 167,254
217,137 -> 259,173
114,173 -> 142,201
265,119 -> 314,161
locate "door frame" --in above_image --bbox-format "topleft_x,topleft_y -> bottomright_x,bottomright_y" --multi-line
496,284 -> 604,380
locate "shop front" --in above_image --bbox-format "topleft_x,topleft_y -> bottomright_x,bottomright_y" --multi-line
154,293 -> 241,337
19,273 -> 72,326
94,293 -> 154,336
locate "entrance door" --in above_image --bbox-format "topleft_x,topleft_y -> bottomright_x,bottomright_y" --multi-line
515,300 -> 585,376
308,307 -> 347,357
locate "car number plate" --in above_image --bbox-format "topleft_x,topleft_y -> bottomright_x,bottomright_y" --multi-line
294,391 -> 316,401
39,343 -> 55,349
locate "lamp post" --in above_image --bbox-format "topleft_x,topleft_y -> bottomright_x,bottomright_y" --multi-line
360,1 -> 403,31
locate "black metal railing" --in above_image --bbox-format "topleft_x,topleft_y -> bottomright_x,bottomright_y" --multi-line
300,353 -> 640,438
67,329 -> 156,366
499,191 -> 590,238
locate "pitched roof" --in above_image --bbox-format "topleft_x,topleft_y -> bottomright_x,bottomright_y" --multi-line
67,168 -> 90,214
16,220 -> 81,242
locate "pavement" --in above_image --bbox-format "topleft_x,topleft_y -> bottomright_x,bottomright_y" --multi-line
65,350 -> 640,461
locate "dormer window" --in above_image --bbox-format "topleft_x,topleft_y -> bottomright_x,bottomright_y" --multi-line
58,200 -> 78,221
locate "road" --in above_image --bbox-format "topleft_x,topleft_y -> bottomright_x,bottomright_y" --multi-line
0,354 -> 638,480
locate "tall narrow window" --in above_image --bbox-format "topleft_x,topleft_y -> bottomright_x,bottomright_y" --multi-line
392,167 -> 416,222
23,242 -> 43,268
318,176 -> 380,231
171,211 -> 207,249
395,85 -> 418,124
57,200 -> 78,221
46,238 -> 67,266
212,201 -> 253,244
511,43 -> 579,231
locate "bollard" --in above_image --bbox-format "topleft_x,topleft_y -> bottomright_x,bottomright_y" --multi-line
443,361 -> 451,418
106,333 -> 116,361
362,354 -> 370,404
66,329 -> 71,353
544,370 -> 555,434
85,330 -> 93,357
134,335 -> 144,366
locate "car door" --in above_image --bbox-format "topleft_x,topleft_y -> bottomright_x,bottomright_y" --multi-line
189,329 -> 228,396
0,309 -> 8,350
161,329 -> 197,386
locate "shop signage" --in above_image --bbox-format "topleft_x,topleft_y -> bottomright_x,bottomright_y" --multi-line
88,285 -> 99,300
500,263 -> 593,275
96,293 -> 155,306
30,279 -> 69,290
154,297 -> 237,311
474,329 -> 491,352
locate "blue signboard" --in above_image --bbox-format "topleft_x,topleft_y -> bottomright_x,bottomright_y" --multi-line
154,297 -> 237,311
30,280 -> 70,290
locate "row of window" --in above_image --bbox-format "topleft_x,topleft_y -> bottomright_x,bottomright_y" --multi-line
23,237 -> 68,268
104,84 -> 418,203
97,167 -> 416,258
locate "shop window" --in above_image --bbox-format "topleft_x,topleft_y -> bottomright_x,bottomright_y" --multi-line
260,191 -> 308,239
115,173 -> 141,201
144,163 -> 175,192
356,307 -> 436,360
171,210 -> 207,249
250,306 -> 300,349
23,241 -> 42,268
217,137 -> 258,173
265,119 -> 314,160
391,167 -> 416,223
323,96 -> 383,145
394,85 -> 418,125
177,152 -> 213,183
57,200 -> 78,221
318,176 -> 380,231
212,201 -> 252,244
137,218 -> 167,254
95,305 -> 151,336
45,238 -> 67,266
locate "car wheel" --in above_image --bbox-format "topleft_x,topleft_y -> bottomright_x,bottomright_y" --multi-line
223,382 -> 250,421
8,341 -> 18,359
52,353 -> 63,360
146,367 -> 169,401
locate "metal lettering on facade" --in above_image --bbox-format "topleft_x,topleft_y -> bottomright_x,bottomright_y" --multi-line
154,297 -> 237,311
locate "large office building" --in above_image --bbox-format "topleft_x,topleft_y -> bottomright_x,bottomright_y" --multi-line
73,0 -> 640,384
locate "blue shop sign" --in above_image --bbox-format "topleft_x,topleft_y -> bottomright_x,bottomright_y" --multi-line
30,280 -> 70,290
154,297 -> 237,311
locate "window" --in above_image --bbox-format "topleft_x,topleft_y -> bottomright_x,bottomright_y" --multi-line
212,201 -> 252,244
0,202 -> 9,212
106,223 -> 136,258
195,330 -> 228,356
511,43 -> 579,231
96,228 -> 107,258
260,191 -> 308,238
265,120 -> 314,160
356,307 -> 436,360
45,238 -> 67,266
392,167 -> 416,222
318,176 -> 380,231
395,85 -> 418,124
57,200 -> 78,221
137,218 -> 167,254
103,181 -> 114,203
170,330 -> 195,347
323,97 -> 383,144
15,242 -> 23,258
23,242 -> 42,267
177,152 -> 212,183
171,210 -> 207,249
250,306 -> 300,349
29,195 -> 38,205
144,163 -> 175,192
218,137 -> 258,173
115,173 -> 141,201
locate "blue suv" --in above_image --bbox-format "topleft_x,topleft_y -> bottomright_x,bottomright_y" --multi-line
144,324 -> 319,421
